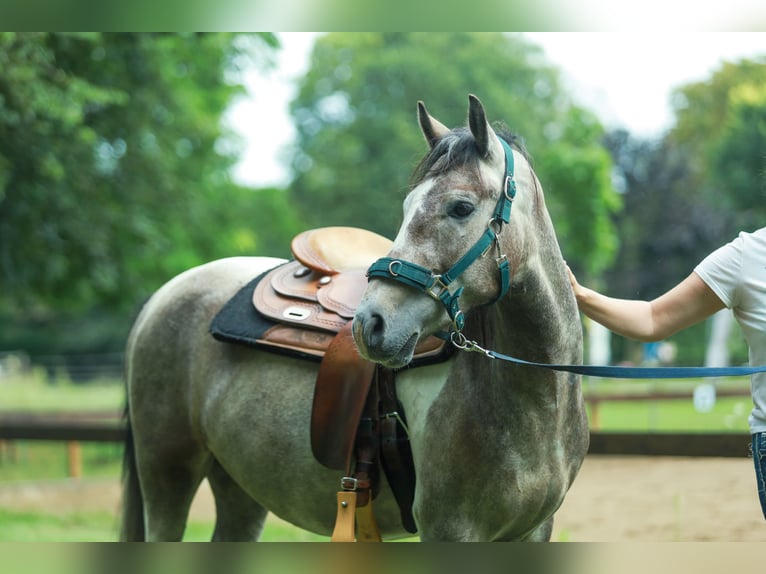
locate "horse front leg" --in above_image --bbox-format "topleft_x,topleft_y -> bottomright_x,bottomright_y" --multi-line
208,459 -> 269,541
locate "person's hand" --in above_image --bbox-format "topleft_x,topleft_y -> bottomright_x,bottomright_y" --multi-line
565,263 -> 586,304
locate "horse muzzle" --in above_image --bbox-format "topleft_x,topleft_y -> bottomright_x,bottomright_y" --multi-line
352,304 -> 420,369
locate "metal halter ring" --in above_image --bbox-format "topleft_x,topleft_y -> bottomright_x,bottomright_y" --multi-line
388,260 -> 402,277
451,309 -> 465,332
450,330 -> 469,349
426,275 -> 449,301
504,175 -> 516,201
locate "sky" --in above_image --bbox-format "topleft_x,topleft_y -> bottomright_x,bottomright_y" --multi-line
229,32 -> 766,188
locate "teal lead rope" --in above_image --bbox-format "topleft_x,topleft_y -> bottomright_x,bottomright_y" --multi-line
442,332 -> 766,379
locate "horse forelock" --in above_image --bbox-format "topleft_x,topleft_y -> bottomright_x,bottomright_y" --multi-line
410,124 -> 528,190
401,122 -> 543,273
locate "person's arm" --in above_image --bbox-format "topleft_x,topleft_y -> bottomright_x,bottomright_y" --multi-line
567,267 -> 725,342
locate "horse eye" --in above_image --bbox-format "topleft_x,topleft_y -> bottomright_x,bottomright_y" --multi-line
448,201 -> 475,219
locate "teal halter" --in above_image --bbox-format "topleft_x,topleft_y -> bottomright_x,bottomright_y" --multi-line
366,137 -> 517,338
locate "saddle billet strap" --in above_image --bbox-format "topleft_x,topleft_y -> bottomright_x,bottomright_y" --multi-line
332,354 -> 382,542
348,381 -> 380,508
377,366 -> 418,534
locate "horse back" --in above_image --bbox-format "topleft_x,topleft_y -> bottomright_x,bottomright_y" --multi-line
124,257 -> 286,434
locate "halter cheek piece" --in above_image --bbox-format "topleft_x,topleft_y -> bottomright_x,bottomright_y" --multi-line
366,138 -> 517,343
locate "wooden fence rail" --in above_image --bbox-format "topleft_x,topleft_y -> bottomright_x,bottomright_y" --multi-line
0,395 -> 754,478
0,411 -> 124,478
588,431 -> 750,458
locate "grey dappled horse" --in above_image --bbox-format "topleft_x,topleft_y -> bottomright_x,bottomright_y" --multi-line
121,95 -> 589,542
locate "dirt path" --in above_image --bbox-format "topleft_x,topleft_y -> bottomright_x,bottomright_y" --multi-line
1,455 -> 764,541
550,455 -> 765,541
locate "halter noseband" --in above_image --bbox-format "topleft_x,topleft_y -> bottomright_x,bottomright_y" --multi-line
366,137 -> 517,339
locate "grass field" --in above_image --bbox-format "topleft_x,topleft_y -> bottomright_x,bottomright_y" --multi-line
0,371 -> 754,541
0,369 -> 123,411
0,507 -> 330,542
580,378 -> 751,432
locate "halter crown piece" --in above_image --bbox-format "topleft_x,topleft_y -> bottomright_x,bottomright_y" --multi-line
366,137 -> 517,343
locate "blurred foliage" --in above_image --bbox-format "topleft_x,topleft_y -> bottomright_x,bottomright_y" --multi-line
289,32 -> 620,277
596,54 -> 766,364
601,131 -> 728,300
0,32 -> 281,316
669,56 -> 766,232
535,106 -> 621,278
1,33 -> 763,369
598,132 -> 723,364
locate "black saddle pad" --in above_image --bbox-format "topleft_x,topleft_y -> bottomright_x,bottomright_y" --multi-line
209,264 -> 323,363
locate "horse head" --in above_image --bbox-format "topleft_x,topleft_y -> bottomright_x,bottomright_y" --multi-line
354,94 -> 542,368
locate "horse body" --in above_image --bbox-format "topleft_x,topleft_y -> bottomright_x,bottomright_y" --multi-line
122,95 -> 588,542
124,255 -> 414,540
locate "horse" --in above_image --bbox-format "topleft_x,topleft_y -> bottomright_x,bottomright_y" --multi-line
120,94 -> 589,542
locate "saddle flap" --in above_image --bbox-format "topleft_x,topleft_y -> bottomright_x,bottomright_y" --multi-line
291,227 -> 393,275
253,270 -> 347,333
311,321 -> 375,471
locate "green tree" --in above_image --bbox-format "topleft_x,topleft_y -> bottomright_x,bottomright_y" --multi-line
601,130 -> 729,364
710,81 -> 766,229
597,56 -> 766,365
0,32 -> 278,314
669,56 -> 766,231
288,33 -> 620,277
535,107 -> 620,278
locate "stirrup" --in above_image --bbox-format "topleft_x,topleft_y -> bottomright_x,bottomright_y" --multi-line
330,491 -> 382,542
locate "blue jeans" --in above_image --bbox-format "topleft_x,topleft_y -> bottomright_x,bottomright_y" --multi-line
752,432 -> 766,520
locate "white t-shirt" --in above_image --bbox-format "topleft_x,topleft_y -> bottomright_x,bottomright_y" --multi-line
694,227 -> 766,434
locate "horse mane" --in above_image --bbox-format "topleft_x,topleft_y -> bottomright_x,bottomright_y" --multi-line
410,122 -> 530,189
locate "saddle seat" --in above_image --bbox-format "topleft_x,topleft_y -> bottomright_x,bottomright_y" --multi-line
252,226 -> 446,361
291,226 -> 394,275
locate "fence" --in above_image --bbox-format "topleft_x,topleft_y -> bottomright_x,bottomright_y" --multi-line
0,389 -> 754,477
0,410 -> 123,478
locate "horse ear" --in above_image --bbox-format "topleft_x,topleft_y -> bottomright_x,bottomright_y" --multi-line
468,94 -> 501,160
418,101 -> 449,149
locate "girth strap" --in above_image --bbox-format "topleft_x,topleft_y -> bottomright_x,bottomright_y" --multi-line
377,366 -> 417,533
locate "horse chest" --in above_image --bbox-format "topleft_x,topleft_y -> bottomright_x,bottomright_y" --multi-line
395,362 -> 451,443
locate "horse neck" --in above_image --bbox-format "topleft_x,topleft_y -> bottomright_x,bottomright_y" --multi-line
470,184 -> 582,369
452,254 -> 581,419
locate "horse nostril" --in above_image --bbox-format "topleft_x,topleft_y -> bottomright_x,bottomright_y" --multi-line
362,312 -> 385,347
370,312 -> 384,335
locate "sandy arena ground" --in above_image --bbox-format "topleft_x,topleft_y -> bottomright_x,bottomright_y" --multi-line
1,455 -> 764,541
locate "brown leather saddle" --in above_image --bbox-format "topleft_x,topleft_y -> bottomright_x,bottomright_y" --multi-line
248,227 -> 449,535
252,227 -> 445,362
